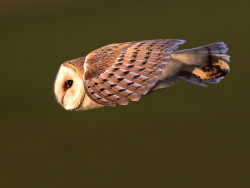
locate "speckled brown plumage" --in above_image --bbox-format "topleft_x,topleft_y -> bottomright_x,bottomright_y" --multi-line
83,39 -> 185,106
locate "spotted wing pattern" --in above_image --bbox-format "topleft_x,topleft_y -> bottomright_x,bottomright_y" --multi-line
84,39 -> 185,106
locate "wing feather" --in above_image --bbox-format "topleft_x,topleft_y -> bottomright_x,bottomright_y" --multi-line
84,39 -> 185,106
84,81 -> 111,105
97,72 -> 142,101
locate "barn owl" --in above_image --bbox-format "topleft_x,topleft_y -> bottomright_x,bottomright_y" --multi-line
54,39 -> 230,111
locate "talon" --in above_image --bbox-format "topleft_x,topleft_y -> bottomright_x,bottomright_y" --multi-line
220,69 -> 229,77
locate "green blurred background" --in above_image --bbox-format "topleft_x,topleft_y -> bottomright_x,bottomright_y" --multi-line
1,0 -> 250,187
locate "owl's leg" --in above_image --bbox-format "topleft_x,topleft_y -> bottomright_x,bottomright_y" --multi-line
149,77 -> 178,92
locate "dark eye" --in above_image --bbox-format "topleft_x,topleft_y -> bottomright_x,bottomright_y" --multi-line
65,80 -> 73,89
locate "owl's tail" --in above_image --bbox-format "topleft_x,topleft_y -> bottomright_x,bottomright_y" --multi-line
173,42 -> 230,86
151,42 -> 230,91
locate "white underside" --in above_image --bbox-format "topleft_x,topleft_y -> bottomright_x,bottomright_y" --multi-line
77,93 -> 104,111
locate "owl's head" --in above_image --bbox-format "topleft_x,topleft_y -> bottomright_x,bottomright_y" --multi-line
54,57 -> 85,110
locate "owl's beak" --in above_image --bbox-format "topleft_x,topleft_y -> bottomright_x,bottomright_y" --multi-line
57,95 -> 65,107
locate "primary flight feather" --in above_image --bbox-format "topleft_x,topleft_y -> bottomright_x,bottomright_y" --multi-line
54,39 -> 230,111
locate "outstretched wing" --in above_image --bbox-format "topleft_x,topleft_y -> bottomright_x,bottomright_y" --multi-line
83,39 -> 185,106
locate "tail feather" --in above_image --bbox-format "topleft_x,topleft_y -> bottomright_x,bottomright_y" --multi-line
175,42 -> 228,55
154,42 -> 230,90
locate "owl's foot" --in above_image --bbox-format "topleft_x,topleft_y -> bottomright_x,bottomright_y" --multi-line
201,64 -> 229,79
193,54 -> 230,80
178,54 -> 230,86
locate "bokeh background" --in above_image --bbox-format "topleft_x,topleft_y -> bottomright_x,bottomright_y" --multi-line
1,0 -> 250,187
